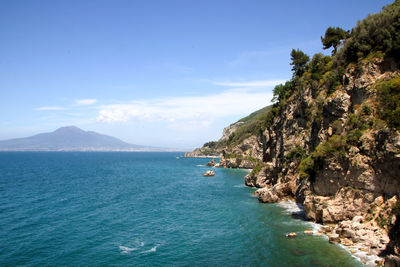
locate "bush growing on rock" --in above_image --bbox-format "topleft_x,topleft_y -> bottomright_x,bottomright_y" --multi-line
299,135 -> 347,182
375,76 -> 400,129
338,0 -> 400,63
285,146 -> 307,163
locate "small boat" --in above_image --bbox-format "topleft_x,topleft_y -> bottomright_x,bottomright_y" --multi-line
203,170 -> 215,176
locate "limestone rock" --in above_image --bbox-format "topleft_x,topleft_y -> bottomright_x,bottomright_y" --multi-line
286,232 -> 297,238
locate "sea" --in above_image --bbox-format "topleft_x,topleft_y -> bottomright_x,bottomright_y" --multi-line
0,152 -> 363,266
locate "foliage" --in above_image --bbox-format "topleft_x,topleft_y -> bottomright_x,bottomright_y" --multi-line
321,27 -> 350,54
272,81 -> 293,103
375,76 -> 400,129
346,113 -> 367,131
347,129 -> 363,146
332,120 -> 343,134
299,156 -> 316,181
393,198 -> 400,216
290,49 -> 310,77
285,146 -> 307,163
237,106 -> 272,124
250,163 -> 264,176
322,65 -> 345,95
362,105 -> 372,115
339,1 -> 400,62
307,53 -> 332,81
203,141 -> 217,149
376,213 -> 391,228
299,135 -> 347,181
225,153 -> 259,163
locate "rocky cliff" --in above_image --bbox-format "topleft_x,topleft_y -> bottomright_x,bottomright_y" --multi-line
193,2 -> 400,264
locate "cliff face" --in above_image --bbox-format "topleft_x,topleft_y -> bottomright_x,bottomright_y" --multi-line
193,2 -> 400,262
195,57 -> 400,261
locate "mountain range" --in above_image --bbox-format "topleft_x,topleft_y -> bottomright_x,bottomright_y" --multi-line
0,126 -> 170,151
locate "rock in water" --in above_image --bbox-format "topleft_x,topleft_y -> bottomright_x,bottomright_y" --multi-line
203,170 -> 215,177
286,232 -> 297,238
304,229 -> 314,235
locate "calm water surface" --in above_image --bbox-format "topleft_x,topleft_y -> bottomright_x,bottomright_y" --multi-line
0,152 -> 361,266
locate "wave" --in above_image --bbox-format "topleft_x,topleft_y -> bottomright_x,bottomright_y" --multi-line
141,244 -> 159,254
119,245 -> 138,254
339,244 -> 381,267
276,199 -> 381,265
276,200 -> 304,214
196,164 -> 205,167
233,184 -> 245,188
119,242 -> 144,254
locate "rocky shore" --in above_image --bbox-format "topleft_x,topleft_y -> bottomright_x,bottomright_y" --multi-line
189,4 -> 400,264
189,56 -> 400,266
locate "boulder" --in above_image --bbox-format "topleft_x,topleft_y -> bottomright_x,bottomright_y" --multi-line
286,232 -> 297,238
328,234 -> 340,244
257,186 -> 280,203
304,229 -> 314,235
203,170 -> 215,176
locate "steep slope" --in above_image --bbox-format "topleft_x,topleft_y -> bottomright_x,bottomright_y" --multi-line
195,1 -> 400,264
0,126 -> 148,151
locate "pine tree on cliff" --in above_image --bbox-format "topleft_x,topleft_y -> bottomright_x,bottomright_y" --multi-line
321,27 -> 349,55
290,49 -> 309,78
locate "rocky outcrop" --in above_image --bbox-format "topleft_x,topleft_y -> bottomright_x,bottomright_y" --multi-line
184,148 -> 221,158
244,165 -> 273,187
222,157 -> 257,169
193,56 -> 400,263
219,122 -> 244,141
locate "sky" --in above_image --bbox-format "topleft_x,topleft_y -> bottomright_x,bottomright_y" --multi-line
0,0 -> 393,149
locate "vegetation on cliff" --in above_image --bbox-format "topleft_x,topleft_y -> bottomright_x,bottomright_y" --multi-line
195,1 -> 400,262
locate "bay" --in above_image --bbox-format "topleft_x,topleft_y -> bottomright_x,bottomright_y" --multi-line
0,152 -> 361,266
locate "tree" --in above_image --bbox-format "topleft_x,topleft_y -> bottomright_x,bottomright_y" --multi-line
272,81 -> 293,103
290,49 -> 310,77
321,27 -> 350,55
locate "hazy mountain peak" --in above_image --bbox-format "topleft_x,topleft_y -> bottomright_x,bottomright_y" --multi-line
0,126 -> 166,151
53,126 -> 85,134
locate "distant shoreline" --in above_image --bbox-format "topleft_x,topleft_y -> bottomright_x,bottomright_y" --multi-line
0,149 -> 187,152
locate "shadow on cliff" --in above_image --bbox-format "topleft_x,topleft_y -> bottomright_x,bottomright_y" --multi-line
379,215 -> 400,266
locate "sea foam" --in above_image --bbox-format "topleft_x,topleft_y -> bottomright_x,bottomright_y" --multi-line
119,245 -> 138,254
141,245 -> 159,254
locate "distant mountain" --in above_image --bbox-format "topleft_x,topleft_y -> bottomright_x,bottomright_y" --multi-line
0,126 -> 165,151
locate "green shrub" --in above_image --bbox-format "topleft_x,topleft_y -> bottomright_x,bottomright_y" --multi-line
346,113 -> 368,131
250,163 -> 264,176
340,1 -> 400,62
375,76 -> 400,129
376,213 -> 391,228
285,146 -> 307,163
347,129 -> 363,146
392,198 -> 400,216
298,135 -> 347,182
321,66 -> 344,95
299,156 -> 316,181
332,120 -> 343,134
362,105 -> 372,115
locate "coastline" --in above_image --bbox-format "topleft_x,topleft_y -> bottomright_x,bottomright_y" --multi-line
276,199 -> 383,267
209,158 -> 386,267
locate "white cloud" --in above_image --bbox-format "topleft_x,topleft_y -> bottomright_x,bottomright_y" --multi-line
76,99 -> 97,105
213,79 -> 286,87
35,106 -> 66,111
96,88 -> 274,124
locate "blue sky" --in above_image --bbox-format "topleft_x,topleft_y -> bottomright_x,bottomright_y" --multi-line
0,0 -> 393,149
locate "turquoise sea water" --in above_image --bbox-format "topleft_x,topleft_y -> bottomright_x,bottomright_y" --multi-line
0,152 -> 362,266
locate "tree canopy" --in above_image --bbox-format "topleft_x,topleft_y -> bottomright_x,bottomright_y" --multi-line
321,27 -> 349,55
290,49 -> 310,77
